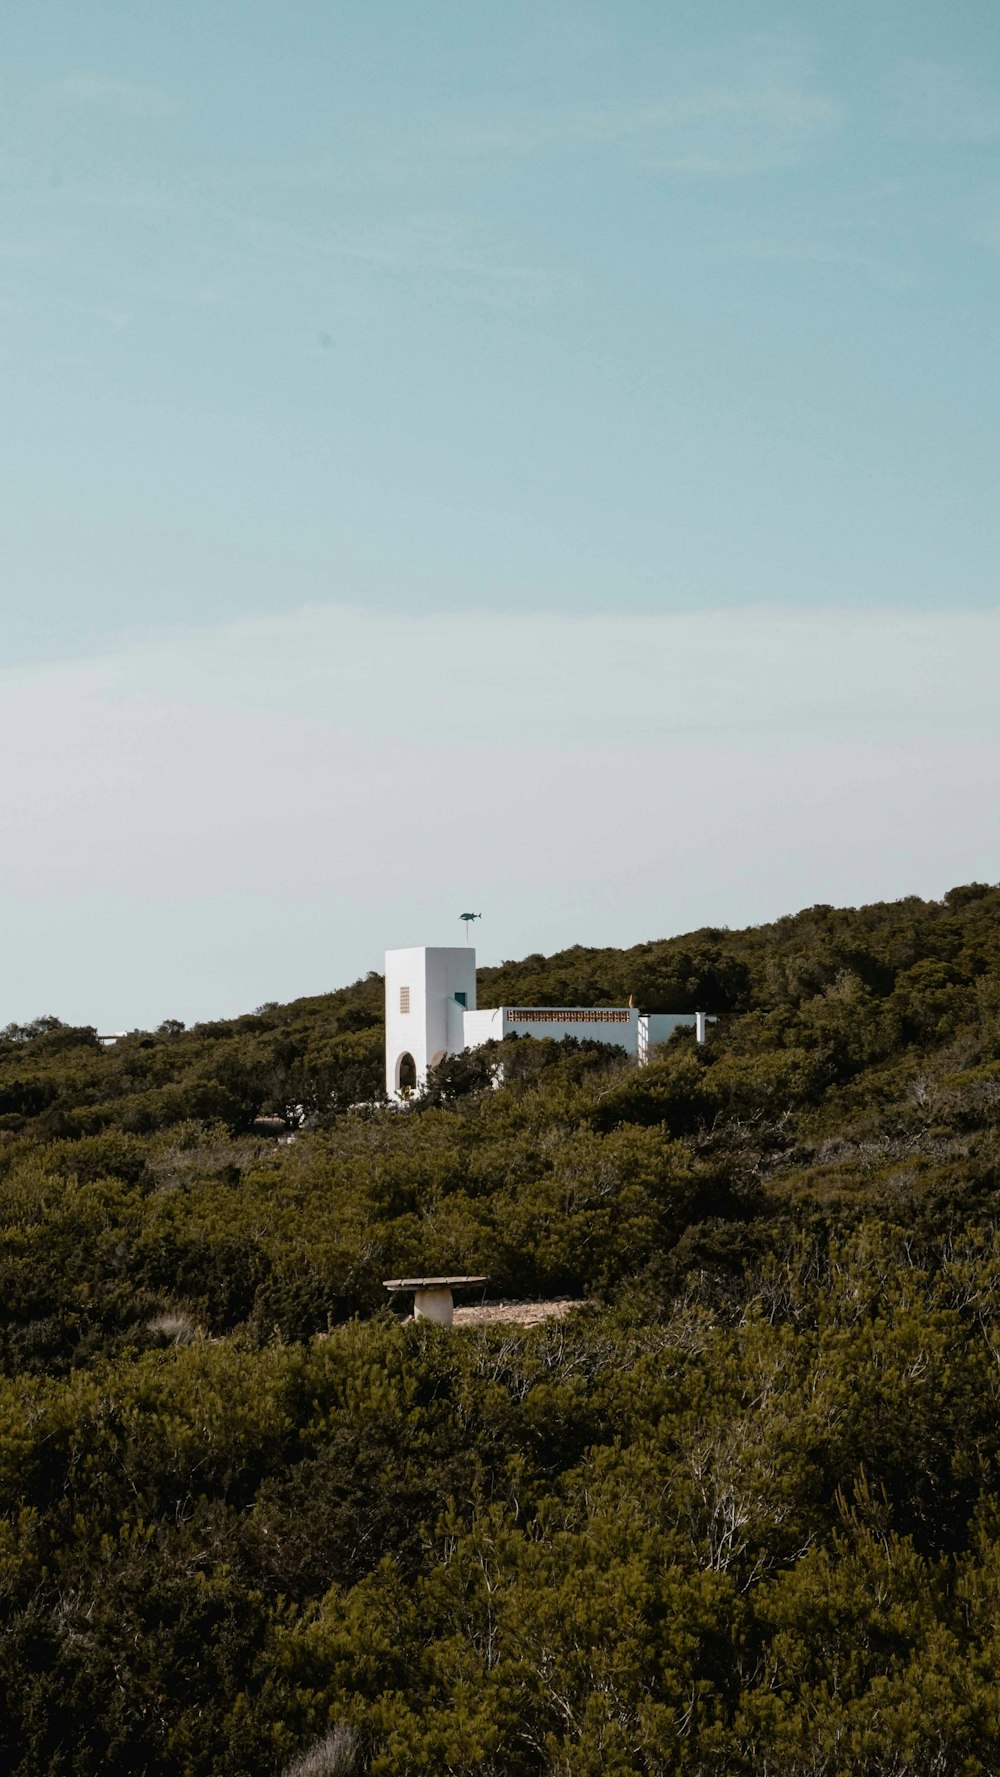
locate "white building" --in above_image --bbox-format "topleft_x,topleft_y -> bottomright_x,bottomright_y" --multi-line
385,945 -> 709,1099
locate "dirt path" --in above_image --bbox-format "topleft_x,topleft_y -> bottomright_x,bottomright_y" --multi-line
452,1298 -> 584,1329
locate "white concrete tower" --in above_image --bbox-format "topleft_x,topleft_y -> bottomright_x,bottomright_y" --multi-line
384,946 -> 478,1098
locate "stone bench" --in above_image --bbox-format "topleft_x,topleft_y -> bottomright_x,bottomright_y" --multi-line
383,1275 -> 488,1327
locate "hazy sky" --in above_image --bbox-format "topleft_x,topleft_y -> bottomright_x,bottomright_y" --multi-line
2,3 -> 998,1024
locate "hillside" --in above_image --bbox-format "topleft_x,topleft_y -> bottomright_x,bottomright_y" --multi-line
2,884 -> 1000,1774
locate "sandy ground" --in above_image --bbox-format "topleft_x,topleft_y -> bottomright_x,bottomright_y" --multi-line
451,1298 -> 584,1329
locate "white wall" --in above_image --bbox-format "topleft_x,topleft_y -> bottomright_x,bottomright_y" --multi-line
490,1006 -> 639,1055
461,1007 -> 505,1050
385,948 -> 711,1097
384,945 -> 477,1096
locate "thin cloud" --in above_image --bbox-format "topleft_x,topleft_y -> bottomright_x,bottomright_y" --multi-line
420,81 -> 839,173
0,603 -> 995,1026
37,71 -> 181,122
12,602 -> 989,751
889,61 -> 1000,144
722,238 -> 916,290
432,111 -> 617,159
230,207 -> 563,312
637,85 -> 839,131
639,152 -> 787,178
975,214 -> 1000,252
2,151 -> 560,317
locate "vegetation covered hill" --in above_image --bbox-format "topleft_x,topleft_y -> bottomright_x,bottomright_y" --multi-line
2,884 -> 1000,1774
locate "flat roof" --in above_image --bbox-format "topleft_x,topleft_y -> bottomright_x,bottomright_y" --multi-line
383,1275 -> 487,1290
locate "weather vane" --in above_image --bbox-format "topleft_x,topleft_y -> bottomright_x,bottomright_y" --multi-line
459,912 -> 482,945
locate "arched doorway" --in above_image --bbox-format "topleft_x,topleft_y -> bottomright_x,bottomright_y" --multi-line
396,1051 -> 417,1095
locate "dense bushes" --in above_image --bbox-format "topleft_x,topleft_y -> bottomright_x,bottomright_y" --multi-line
5,1266 -> 1000,1773
1,886 -> 1000,1771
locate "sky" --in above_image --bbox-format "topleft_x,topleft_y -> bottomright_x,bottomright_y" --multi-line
1,2 -> 998,1026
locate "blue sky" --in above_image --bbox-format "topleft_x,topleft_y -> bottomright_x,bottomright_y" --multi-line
2,3 -> 998,1023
